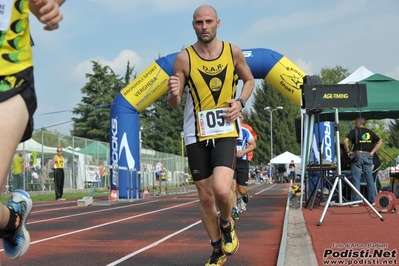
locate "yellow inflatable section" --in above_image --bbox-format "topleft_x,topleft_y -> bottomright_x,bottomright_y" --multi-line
119,48 -> 305,112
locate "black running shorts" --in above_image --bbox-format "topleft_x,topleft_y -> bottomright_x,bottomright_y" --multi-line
234,159 -> 249,186
186,137 -> 236,181
0,67 -> 37,142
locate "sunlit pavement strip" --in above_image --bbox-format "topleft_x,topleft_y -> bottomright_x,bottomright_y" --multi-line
279,192 -> 318,266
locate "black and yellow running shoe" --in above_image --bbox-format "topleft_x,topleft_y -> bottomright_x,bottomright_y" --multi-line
205,248 -> 226,266
220,218 -> 239,256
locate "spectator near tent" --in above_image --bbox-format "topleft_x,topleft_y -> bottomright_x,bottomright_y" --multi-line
288,160 -> 297,185
277,164 -> 286,183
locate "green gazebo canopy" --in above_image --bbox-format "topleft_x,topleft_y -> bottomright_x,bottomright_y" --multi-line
78,141 -> 109,159
320,74 -> 399,121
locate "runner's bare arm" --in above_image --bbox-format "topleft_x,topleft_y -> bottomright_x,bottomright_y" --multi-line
29,0 -> 63,31
224,45 -> 255,122
168,51 -> 189,108
233,45 -> 255,102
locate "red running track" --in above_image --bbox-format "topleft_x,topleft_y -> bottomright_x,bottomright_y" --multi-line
0,183 -> 288,266
302,197 -> 399,265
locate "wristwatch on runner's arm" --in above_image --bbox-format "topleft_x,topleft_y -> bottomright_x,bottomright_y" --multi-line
237,98 -> 246,109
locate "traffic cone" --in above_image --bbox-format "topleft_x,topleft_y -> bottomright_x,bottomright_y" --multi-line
109,190 -> 117,201
143,187 -> 149,198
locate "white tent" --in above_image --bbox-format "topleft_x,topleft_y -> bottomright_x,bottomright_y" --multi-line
16,138 -> 57,154
271,151 -> 301,164
338,66 -> 374,84
15,138 -> 90,189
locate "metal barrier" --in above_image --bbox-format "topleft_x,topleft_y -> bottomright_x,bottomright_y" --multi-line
104,164 -> 192,201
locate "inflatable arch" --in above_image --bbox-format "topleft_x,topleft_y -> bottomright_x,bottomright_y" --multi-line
110,48 -> 306,198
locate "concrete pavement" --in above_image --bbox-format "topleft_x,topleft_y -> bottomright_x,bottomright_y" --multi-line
278,193 -> 318,266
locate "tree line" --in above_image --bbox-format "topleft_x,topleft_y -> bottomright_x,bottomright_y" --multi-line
34,63 -> 399,168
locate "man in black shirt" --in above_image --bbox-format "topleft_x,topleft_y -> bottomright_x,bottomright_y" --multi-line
343,117 -> 383,206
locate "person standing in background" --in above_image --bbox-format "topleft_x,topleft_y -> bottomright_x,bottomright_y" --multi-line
343,117 -> 382,206
99,162 -> 106,188
360,152 -> 383,199
267,163 -> 273,184
11,153 -> 24,191
30,166 -> 40,191
254,165 -> 261,184
51,147 -> 65,201
277,164 -> 286,183
288,160 -> 297,185
0,0 -> 65,261
154,160 -> 165,188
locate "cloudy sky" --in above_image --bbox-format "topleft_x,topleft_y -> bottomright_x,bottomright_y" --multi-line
30,0 -> 399,134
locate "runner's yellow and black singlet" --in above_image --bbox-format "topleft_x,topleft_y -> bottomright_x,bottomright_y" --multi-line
54,155 -> 64,169
0,1 -> 37,143
0,0 -> 33,77
183,42 -> 239,145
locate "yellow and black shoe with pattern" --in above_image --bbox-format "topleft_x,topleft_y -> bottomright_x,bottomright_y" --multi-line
220,217 -> 239,255
205,248 -> 226,266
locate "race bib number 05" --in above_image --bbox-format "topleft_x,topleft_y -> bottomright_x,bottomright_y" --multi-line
198,108 -> 234,137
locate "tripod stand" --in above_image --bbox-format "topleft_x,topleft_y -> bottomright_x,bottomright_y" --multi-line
318,173 -> 384,225
304,165 -> 336,210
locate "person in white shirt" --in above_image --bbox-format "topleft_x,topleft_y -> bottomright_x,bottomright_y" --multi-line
155,161 -> 165,187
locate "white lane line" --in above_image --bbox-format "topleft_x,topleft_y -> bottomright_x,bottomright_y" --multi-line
255,184 -> 276,195
106,220 -> 202,266
0,199 -> 199,252
29,200 -> 159,224
107,185 -> 276,265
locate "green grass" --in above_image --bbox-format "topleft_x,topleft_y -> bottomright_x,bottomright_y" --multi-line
0,189 -> 109,205
0,181 -> 389,205
0,183 -> 196,205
